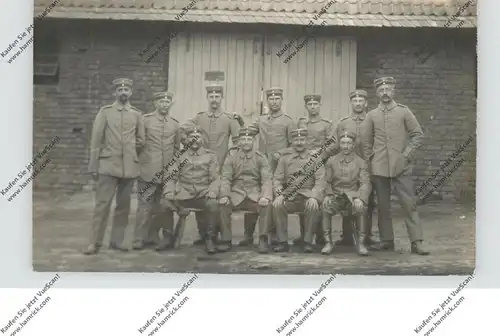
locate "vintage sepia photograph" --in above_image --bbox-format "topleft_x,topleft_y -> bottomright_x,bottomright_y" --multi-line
27,0 -> 476,275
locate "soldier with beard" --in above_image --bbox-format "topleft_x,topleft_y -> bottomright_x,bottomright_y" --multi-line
188,84 -> 242,247
84,78 -> 145,255
240,87 -> 295,247
162,124 -> 220,254
363,77 -> 429,255
295,94 -> 334,247
133,91 -> 181,251
330,89 -> 379,248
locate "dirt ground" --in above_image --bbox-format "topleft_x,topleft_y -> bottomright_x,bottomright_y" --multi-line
33,191 -> 475,275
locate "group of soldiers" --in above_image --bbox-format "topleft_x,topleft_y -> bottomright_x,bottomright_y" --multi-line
83,75 -> 430,257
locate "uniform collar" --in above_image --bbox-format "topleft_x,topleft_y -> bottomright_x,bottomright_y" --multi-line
339,152 -> 355,163
155,111 -> 170,121
268,110 -> 283,119
350,112 -> 366,121
304,116 -> 322,124
113,101 -> 131,111
208,109 -> 223,118
240,150 -> 254,160
378,100 -> 397,111
292,149 -> 308,159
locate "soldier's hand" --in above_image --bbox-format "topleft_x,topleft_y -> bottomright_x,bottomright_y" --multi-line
233,113 -> 244,126
305,198 -> 319,211
160,199 -> 177,211
219,196 -> 230,205
353,198 -> 364,213
322,196 -> 332,209
208,191 -> 217,199
258,197 -> 270,207
272,195 -> 285,208
272,152 -> 281,161
91,173 -> 98,182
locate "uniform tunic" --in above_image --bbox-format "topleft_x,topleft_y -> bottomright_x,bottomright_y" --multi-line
272,148 -> 325,244
139,112 -> 181,183
164,147 -> 220,201
363,101 -> 424,177
191,111 -> 240,170
220,147 -> 273,206
219,147 -> 273,240
296,117 -> 334,150
250,111 -> 295,171
88,102 -> 145,178
324,153 -> 371,205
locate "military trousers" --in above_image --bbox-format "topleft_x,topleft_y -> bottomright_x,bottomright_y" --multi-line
340,184 -> 376,240
220,197 -> 271,242
273,194 -> 321,244
175,198 -> 219,240
372,174 -> 423,243
322,194 -> 367,242
134,179 -> 174,245
89,174 -> 135,246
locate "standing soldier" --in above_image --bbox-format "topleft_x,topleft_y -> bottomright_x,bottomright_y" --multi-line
240,87 -> 295,246
330,89 -> 379,247
84,78 -> 145,255
295,94 -> 334,247
321,131 -> 371,256
162,124 -> 220,254
133,91 -> 181,251
272,129 -> 325,253
189,84 -> 242,246
219,127 -> 273,253
363,77 -> 429,255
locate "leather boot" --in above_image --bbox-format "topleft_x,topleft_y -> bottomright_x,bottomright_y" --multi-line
411,240 -> 430,255
354,214 -> 369,256
156,234 -> 173,251
109,243 -> 129,252
273,242 -> 289,252
334,216 -> 354,246
293,215 -> 306,246
258,235 -> 269,254
364,212 -> 379,246
204,217 -> 216,254
83,243 -> 100,255
321,214 -> 334,255
371,241 -> 395,251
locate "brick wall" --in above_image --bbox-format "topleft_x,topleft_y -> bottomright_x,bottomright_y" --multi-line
33,21 -> 477,201
33,20 -> 171,192
356,28 -> 476,202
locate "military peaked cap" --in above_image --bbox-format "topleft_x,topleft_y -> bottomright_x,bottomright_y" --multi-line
112,78 -> 133,88
339,130 -> 357,141
206,84 -> 224,95
349,89 -> 367,99
266,87 -> 283,98
373,77 -> 396,88
291,128 -> 308,139
304,94 -> 321,103
239,127 -> 258,138
153,91 -> 173,100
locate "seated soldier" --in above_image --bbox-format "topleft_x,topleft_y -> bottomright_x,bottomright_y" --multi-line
219,126 -> 273,253
161,124 -> 220,254
321,131 -> 371,256
272,128 -> 325,253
